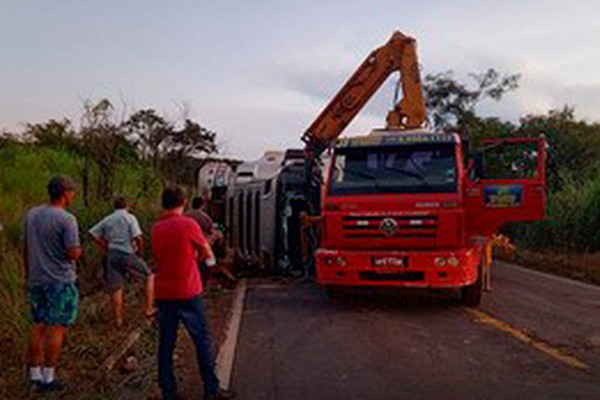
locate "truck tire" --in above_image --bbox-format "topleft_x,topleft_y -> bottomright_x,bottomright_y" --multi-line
461,267 -> 482,307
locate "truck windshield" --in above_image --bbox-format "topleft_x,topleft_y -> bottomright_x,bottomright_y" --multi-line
329,143 -> 457,195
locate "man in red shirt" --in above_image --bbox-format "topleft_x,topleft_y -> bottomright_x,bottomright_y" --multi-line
151,188 -> 234,400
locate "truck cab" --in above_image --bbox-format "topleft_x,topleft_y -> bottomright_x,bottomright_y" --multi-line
315,130 -> 546,306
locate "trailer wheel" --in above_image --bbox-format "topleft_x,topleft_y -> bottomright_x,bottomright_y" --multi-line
461,267 -> 482,307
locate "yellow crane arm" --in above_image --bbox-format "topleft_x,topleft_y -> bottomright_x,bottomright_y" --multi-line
301,31 -> 428,156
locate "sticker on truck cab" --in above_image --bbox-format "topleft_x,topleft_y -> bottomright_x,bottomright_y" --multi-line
483,184 -> 523,207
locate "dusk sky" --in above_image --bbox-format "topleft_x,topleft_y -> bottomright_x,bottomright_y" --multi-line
1,1 -> 599,159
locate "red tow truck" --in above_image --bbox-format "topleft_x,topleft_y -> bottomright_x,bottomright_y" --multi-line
302,31 -> 546,306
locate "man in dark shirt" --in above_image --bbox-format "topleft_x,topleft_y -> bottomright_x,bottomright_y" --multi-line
151,188 -> 233,400
186,197 -> 218,287
23,176 -> 82,392
187,197 -> 214,239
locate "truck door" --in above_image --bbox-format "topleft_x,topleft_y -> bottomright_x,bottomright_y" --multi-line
465,137 -> 547,237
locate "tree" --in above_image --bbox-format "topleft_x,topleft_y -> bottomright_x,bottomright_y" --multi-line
166,119 -> 218,158
124,109 -> 171,192
424,68 -> 520,134
518,107 -> 600,192
24,119 -> 79,152
125,109 -> 170,170
125,110 -> 219,188
160,119 -> 218,186
80,99 -> 131,201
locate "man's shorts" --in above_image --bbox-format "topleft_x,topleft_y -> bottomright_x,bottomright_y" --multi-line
28,282 -> 79,327
105,250 -> 151,291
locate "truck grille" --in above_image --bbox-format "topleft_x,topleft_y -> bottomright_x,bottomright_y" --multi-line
342,215 -> 437,239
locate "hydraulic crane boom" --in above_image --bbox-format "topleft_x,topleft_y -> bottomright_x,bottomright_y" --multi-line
301,31 -> 428,157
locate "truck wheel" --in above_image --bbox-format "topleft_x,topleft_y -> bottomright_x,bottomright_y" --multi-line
461,268 -> 482,307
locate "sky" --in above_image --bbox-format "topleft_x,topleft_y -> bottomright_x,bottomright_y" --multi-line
1,1 -> 599,160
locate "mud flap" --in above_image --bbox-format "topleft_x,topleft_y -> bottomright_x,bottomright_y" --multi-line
461,265 -> 483,307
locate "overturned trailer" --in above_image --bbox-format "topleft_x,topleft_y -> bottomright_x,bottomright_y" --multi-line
225,149 -> 319,276
197,161 -> 235,226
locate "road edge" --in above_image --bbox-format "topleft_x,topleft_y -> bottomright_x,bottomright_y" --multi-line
497,260 -> 600,293
216,278 -> 247,389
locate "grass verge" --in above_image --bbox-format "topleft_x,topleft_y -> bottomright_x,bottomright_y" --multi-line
496,247 -> 600,286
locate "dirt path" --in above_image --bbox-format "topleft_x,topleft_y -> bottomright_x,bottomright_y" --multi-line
98,278 -> 237,400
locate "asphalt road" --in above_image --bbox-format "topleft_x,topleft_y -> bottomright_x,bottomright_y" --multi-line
231,263 -> 600,400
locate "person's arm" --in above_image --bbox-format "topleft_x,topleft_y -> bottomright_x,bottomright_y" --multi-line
190,221 -> 215,264
89,234 -> 108,252
65,214 -> 82,262
22,245 -> 28,282
200,214 -> 217,245
200,242 -> 216,267
129,214 -> 144,258
22,216 -> 28,284
88,219 -> 108,252
205,214 -> 215,237
203,218 -> 217,265
133,235 -> 143,258
68,246 -> 83,261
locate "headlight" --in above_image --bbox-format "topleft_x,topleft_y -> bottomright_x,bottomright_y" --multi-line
325,256 -> 334,266
448,256 -> 460,267
336,257 -> 347,267
434,257 -> 446,267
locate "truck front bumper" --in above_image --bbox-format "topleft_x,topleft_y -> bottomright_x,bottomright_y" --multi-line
316,248 -> 480,288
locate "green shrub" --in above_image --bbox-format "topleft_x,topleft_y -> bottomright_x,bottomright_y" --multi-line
509,172 -> 600,252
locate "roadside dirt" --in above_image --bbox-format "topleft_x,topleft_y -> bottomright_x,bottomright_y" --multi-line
116,276 -> 237,400
1,274 -> 237,400
496,247 -> 600,286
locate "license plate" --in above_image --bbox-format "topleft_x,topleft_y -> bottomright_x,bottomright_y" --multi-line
371,257 -> 408,268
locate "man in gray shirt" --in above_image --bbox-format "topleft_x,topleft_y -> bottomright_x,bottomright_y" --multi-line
24,176 -> 82,392
89,196 -> 154,327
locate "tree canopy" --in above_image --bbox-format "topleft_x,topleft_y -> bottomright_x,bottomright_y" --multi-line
1,99 -> 221,201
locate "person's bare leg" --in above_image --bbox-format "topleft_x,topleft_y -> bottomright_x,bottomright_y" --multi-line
113,289 -> 124,327
28,323 -> 46,368
39,325 -> 68,386
145,274 -> 156,316
44,326 -> 67,367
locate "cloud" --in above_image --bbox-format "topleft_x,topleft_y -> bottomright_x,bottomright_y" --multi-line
476,58 -> 600,123
4,0 -> 600,160
273,41 -> 416,135
202,103 -> 309,160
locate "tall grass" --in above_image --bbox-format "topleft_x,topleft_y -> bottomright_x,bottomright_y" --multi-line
0,143 -> 164,393
508,172 -> 600,252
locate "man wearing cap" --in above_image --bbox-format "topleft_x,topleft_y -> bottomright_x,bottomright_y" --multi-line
23,176 -> 82,392
89,196 -> 155,328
